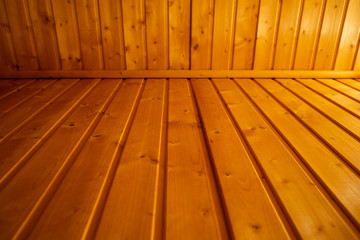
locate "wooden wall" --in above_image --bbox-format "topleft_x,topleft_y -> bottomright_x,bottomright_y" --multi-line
0,0 -> 359,71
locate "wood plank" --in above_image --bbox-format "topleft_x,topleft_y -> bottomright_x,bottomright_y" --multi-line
0,79 -> 99,187
145,0 -> 168,69
122,0 -> 147,69
253,0 -> 281,69
0,79 -> 78,142
256,78 -> 360,174
0,79 -> 34,99
166,79 -> 228,239
214,78 -> 358,239
316,78 -> 360,101
27,0 -> 61,69
334,0 -> 360,70
0,79 -> 120,240
4,0 -> 39,70
75,0 -> 103,69
354,48 -> 360,70
0,0 -> 18,70
296,78 -> 360,117
0,80 -> 55,117
98,0 -> 126,69
94,79 -> 166,239
51,0 -> 82,69
232,0 -> 260,70
294,0 -> 325,69
236,78 -> 360,229
273,0 -> 303,69
190,0 -> 214,69
211,0 -> 236,69
1,70 -> 360,79
169,0 -> 190,69
275,78 -> 360,138
191,78 -> 291,239
314,0 -> 348,69
337,78 -> 360,91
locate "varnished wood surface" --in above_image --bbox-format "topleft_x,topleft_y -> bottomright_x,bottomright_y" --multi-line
0,78 -> 359,239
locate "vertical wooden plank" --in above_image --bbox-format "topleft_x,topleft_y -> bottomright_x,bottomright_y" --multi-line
211,0 -> 237,69
145,0 -> 168,69
190,0 -> 214,69
273,0 -> 303,69
0,0 -> 17,70
294,0 -> 326,69
27,0 -> 61,69
232,0 -> 260,70
354,48 -> 360,70
169,0 -> 190,69
122,0 -> 147,69
314,0 -> 348,69
4,0 -> 39,70
253,0 -> 281,69
334,0 -> 360,70
75,0 -> 103,69
98,0 -> 126,69
51,0 -> 82,69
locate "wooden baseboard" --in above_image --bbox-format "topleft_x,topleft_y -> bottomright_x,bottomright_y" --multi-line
0,70 -> 359,79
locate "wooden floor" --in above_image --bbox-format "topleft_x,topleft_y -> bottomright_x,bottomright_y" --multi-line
0,78 -> 359,239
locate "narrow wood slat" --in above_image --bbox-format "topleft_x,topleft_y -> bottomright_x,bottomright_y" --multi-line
0,79 -> 118,239
51,0 -> 82,69
316,78 -> 360,101
273,0 -> 303,69
253,0 -> 281,69
211,0 -> 236,69
0,79 -> 12,87
256,78 -> 360,174
145,0 -> 168,69
94,79 -> 166,239
0,79 -> 78,142
314,0 -> 348,69
296,78 -> 360,117
0,0 -> 17,70
232,0 -> 259,70
0,79 -> 34,99
0,80 -> 55,117
236,78 -> 360,229
337,78 -> 360,91
169,0 -> 190,70
276,78 -> 360,138
190,0 -> 214,69
166,79 -> 228,239
334,0 -> 360,70
4,0 -> 39,70
98,0 -> 126,69
122,0 -> 147,69
75,0 -> 103,69
354,50 -> 360,70
214,78 -> 358,239
294,0 -> 325,69
0,79 -> 99,187
191,78 -> 290,239
28,0 -> 61,69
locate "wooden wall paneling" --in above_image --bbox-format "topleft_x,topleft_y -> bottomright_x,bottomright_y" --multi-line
168,0 -> 190,69
0,0 -> 17,70
354,47 -> 360,70
232,0 -> 260,70
273,0 -> 303,69
334,0 -> 360,70
314,0 -> 349,69
145,0 -> 168,69
4,0 -> 39,70
122,0 -> 147,69
75,0 -> 103,69
98,0 -> 126,69
211,0 -> 237,69
294,0 -> 326,69
51,0 -> 82,69
27,0 -> 60,70
190,0 -> 214,69
253,0 -> 281,69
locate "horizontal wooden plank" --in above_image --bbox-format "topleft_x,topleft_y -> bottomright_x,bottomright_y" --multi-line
0,70 -> 360,79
